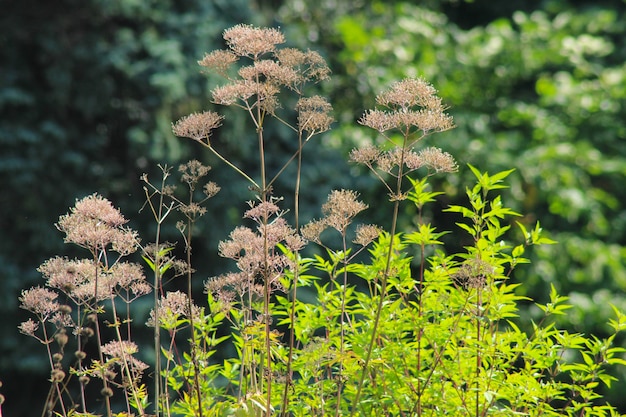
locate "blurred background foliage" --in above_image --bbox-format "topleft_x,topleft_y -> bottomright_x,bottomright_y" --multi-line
2,0 -> 626,413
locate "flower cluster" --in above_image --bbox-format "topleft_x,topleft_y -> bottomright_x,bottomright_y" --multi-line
358,78 -> 454,135
146,290 -> 203,329
296,95 -> 334,135
18,195 -> 150,403
350,145 -> 458,176
223,24 -> 285,58
350,78 -> 457,200
182,24 -> 332,126
205,200 -> 304,307
56,194 -> 140,255
171,111 -> 223,146
101,340 -> 149,383
301,190 -> 381,245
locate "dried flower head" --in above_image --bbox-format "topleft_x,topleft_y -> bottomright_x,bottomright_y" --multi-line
322,190 -> 368,232
223,24 -> 285,57
244,200 -> 281,222
238,60 -> 300,87
101,340 -> 149,373
71,194 -> 126,227
179,202 -> 207,218
275,48 -> 331,85
111,227 -> 140,256
39,257 -> 114,303
349,145 -> 381,166
418,147 -> 458,173
146,290 -> 202,328
358,110 -> 398,133
179,160 -> 211,186
18,318 -> 39,336
376,147 -> 423,174
108,261 -> 150,298
205,272 -> 248,303
376,78 -> 440,110
284,233 -> 306,252
216,201 -> 298,297
198,50 -> 238,75
353,224 -> 383,246
203,181 -> 221,198
19,287 -> 59,320
296,96 -> 334,134
172,111 -> 223,145
212,80 -> 281,114
56,194 -> 139,254
359,78 -> 454,134
300,219 -> 327,244
454,257 -> 496,289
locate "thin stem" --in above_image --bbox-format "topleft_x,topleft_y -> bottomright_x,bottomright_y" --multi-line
336,232 -> 349,417
184,215 -> 204,417
204,144 -> 260,189
352,133 -> 409,416
151,173 -> 168,417
109,299 -> 145,415
91,252 -> 112,417
475,285 -> 482,417
280,131 -> 305,415
253,89 -> 272,417
40,324 -> 68,417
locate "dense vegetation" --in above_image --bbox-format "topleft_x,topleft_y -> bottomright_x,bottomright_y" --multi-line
2,0 -> 626,415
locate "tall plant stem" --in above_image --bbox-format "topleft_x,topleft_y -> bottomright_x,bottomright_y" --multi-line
184,219 -> 204,417
205,144 -> 259,189
256,102 -> 273,417
352,134 -> 409,416
416,240 -> 426,416
280,132 -> 304,415
92,254 -> 113,417
147,171 -> 168,417
109,299 -> 145,415
40,325 -> 68,417
475,286 -> 483,417
351,199 -> 400,415
336,232 -> 349,417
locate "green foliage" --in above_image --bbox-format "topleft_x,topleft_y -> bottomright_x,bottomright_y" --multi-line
162,168 -> 626,416
278,1 -> 626,404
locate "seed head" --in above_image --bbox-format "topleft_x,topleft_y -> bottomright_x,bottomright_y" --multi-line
349,145 -> 381,166
18,319 -> 39,336
418,147 -> 458,173
300,219 -> 327,244
172,111 -> 223,145
353,224 -> 383,246
147,291 -> 202,328
296,96 -> 334,134
19,287 -> 59,319
359,78 -> 454,134
56,194 -> 138,253
179,160 -> 212,186
198,49 -> 238,75
322,190 -> 368,232
223,24 -> 285,57
101,340 -> 149,373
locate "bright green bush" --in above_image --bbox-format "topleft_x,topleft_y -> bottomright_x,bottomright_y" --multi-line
17,24 -> 626,417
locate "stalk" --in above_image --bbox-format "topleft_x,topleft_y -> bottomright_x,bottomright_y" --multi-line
352,133 -> 409,415
280,130 -> 305,415
184,217 -> 204,417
